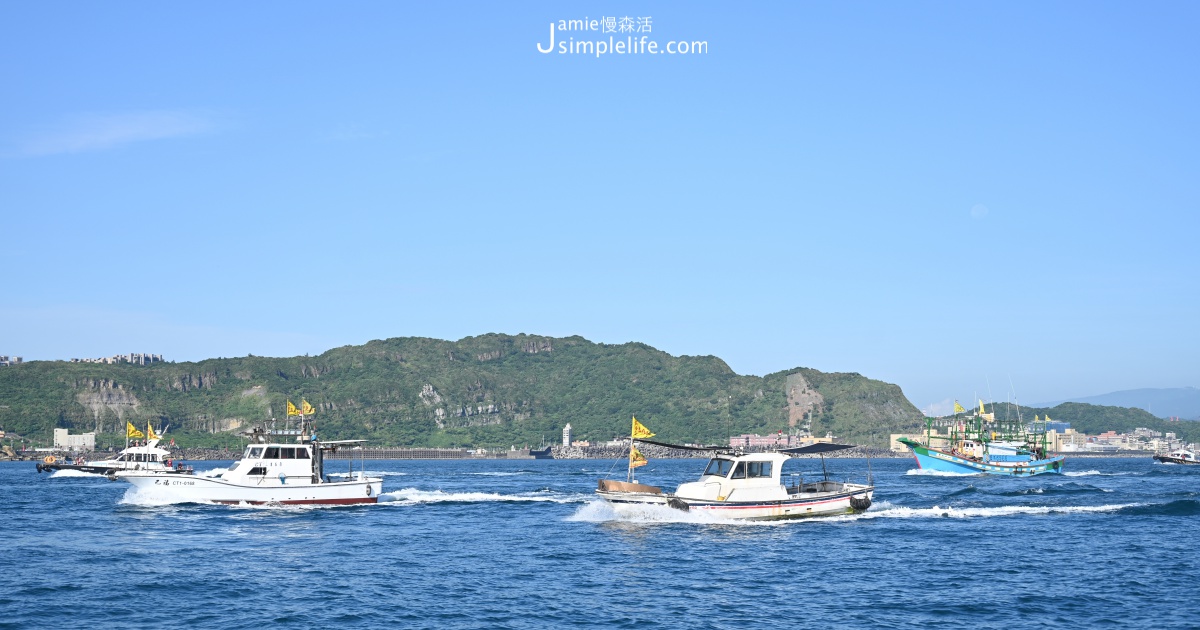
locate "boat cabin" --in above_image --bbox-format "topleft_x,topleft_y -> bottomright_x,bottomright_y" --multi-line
221,443 -> 321,485
678,452 -> 842,502
1166,449 -> 1197,462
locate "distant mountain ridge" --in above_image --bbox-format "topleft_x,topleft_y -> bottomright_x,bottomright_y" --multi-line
1033,387 -> 1200,420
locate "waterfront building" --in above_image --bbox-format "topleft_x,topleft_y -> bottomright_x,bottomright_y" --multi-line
53,428 -> 96,451
730,432 -> 832,450
562,423 -> 572,446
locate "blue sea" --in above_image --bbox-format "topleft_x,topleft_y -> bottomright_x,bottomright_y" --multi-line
2,457 -> 1198,629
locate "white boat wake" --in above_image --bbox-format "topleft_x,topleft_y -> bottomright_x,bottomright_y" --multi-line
905,468 -> 979,477
50,469 -> 104,478
1063,470 -> 1129,477
378,487 -> 585,505
820,501 -> 1137,522
119,485 -> 200,506
565,499 -> 770,525
326,470 -> 409,478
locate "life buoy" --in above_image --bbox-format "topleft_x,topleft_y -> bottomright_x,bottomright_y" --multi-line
43,455 -> 56,464
366,485 -> 373,497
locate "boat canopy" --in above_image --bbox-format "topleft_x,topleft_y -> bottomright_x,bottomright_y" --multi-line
634,438 -> 732,452
777,443 -> 858,455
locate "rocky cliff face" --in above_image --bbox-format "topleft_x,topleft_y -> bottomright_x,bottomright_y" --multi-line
74,379 -> 140,431
786,372 -> 824,429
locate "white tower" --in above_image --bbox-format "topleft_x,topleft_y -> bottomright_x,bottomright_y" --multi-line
562,423 -> 573,446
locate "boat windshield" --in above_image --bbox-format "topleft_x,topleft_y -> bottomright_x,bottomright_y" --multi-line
245,447 -> 264,459
702,458 -> 734,478
731,461 -> 773,479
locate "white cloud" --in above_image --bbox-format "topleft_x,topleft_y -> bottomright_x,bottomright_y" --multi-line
18,110 -> 218,156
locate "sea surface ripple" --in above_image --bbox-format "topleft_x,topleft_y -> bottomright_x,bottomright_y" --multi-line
2,457 -> 1198,628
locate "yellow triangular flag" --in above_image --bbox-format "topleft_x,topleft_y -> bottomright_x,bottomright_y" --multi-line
953,400 -> 965,414
1045,414 -> 1051,423
147,423 -> 160,440
126,421 -> 144,439
979,400 -> 986,415
631,416 -> 655,439
286,400 -> 300,417
630,446 -> 648,468
301,399 -> 316,416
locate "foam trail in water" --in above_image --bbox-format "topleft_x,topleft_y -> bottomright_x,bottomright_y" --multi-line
379,487 -> 584,505
1063,470 -> 1130,477
466,471 -> 531,477
196,468 -> 227,478
327,470 -> 408,478
822,502 -> 1138,522
566,500 -> 785,526
50,469 -> 103,478
905,468 -> 978,477
118,485 -> 200,507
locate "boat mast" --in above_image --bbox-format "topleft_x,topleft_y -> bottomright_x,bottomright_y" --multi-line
626,429 -> 636,483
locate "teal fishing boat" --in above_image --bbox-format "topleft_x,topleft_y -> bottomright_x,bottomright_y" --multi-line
898,400 -> 1065,476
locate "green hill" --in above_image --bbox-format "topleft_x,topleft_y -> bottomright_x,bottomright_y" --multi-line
980,402 -> 1200,443
0,334 -> 923,449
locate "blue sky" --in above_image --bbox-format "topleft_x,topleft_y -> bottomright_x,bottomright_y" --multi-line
2,2 -> 1197,415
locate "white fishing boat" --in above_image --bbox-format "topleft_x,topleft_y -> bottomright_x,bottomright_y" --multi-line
596,418 -> 874,520
114,400 -> 382,505
37,422 -> 192,476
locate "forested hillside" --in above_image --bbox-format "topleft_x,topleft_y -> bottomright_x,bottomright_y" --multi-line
0,334 -> 924,448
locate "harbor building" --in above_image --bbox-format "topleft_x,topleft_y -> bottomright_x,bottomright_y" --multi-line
0,356 -> 22,367
53,428 -> 95,451
562,423 -> 573,446
730,432 -> 832,450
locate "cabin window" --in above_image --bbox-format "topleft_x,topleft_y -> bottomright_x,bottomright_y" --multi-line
296,448 -> 310,459
731,462 -> 746,479
151,455 -> 159,462
247,447 -> 264,459
747,462 -> 772,478
703,458 -> 733,477
247,467 -> 267,476
265,447 -> 279,459
282,447 -> 296,459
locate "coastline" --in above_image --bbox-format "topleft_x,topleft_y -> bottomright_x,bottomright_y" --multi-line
6,447 -> 1163,462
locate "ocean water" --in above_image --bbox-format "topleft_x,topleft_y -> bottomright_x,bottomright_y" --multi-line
2,457 -> 1198,629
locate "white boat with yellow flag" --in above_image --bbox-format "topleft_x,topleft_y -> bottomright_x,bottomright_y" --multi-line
113,399 -> 382,505
596,418 -> 874,520
37,422 -> 193,476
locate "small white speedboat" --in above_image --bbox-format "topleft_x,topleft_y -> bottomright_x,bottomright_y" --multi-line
1153,448 -> 1199,465
597,443 -> 873,520
37,439 -> 192,476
